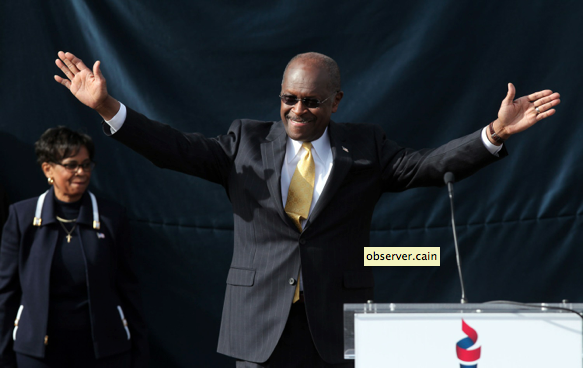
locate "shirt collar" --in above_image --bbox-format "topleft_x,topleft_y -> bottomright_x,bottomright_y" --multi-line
286,127 -> 331,165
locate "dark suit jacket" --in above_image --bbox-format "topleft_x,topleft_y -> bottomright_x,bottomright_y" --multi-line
108,107 -> 506,363
0,188 -> 148,367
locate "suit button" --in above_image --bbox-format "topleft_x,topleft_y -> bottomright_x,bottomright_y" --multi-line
299,239 -> 306,245
288,278 -> 296,285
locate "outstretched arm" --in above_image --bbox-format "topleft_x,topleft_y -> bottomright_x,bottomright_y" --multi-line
54,51 -> 120,120
488,83 -> 560,145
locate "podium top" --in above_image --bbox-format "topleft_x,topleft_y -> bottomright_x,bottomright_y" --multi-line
343,302 -> 583,314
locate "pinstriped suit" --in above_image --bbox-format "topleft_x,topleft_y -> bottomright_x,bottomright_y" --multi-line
106,106 -> 506,364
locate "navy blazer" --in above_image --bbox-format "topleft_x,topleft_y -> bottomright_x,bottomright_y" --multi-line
108,107 -> 506,364
0,188 -> 148,367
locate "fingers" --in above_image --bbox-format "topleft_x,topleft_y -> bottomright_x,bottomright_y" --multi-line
68,52 -> 90,72
528,89 -> 554,102
54,74 -> 71,89
533,92 -> 560,108
55,58 -> 75,80
534,98 -> 560,116
514,85 -> 560,120
504,82 -> 516,104
56,51 -> 91,79
93,60 -> 103,80
536,108 -> 556,121
532,91 -> 560,120
57,51 -> 80,75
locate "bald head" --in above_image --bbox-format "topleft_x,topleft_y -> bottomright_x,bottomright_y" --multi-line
282,52 -> 341,94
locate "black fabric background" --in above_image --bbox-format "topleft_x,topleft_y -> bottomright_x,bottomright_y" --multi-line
0,1 -> 581,367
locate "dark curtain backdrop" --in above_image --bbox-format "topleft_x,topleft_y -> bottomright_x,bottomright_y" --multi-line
1,0 -> 581,367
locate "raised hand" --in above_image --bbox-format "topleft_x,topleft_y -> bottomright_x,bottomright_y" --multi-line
493,83 -> 560,140
54,51 -> 119,120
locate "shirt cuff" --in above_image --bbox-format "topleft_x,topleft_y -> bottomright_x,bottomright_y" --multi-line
105,102 -> 127,134
481,126 -> 502,156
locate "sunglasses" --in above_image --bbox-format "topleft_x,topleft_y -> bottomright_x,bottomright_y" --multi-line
54,161 -> 96,173
279,91 -> 338,109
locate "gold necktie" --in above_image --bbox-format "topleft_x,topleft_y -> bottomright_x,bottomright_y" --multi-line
285,142 -> 315,303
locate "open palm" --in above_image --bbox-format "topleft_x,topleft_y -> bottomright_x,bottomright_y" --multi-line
54,51 -> 109,110
496,83 -> 560,137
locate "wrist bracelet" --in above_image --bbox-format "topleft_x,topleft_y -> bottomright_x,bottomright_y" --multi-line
488,121 -> 506,144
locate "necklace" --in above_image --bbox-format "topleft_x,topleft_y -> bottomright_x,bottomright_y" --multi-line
56,216 -> 77,223
57,217 -> 76,243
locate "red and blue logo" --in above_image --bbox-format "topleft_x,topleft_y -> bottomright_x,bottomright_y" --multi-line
456,319 -> 481,368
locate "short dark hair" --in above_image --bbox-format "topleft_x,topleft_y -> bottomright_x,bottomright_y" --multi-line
283,52 -> 341,93
35,126 -> 95,165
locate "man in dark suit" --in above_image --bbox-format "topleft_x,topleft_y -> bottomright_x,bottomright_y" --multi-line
54,51 -> 560,367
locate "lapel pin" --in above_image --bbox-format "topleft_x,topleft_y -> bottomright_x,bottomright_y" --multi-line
96,232 -> 105,239
342,146 -> 349,152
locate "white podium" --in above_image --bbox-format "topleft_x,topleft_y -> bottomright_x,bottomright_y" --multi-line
344,302 -> 582,368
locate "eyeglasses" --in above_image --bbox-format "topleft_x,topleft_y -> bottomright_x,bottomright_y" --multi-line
279,91 -> 338,109
54,161 -> 96,173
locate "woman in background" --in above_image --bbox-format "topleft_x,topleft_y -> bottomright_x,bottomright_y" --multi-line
0,127 -> 148,367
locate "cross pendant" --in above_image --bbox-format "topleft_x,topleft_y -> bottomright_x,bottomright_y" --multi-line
66,234 -> 72,243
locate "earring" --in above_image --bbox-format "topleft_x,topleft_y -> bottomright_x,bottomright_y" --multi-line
48,178 -> 54,185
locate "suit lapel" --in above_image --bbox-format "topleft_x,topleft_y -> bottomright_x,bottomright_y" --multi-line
305,121 -> 352,229
260,121 -> 297,229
